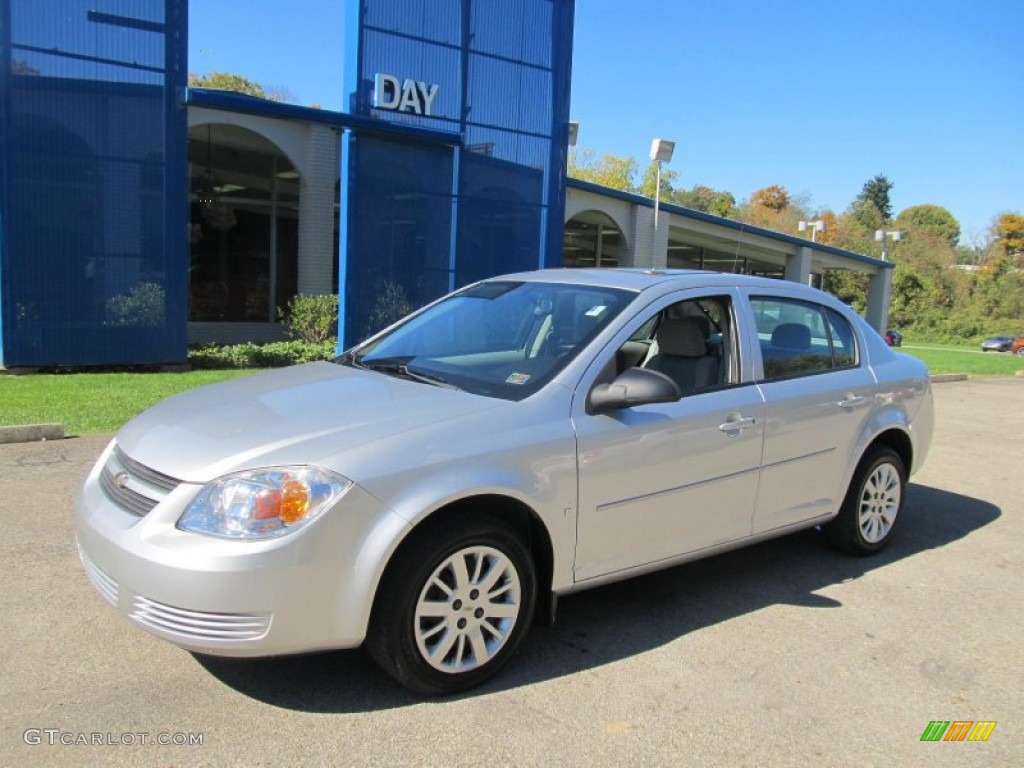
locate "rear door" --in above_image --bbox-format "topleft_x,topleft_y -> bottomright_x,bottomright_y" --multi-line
743,292 -> 877,534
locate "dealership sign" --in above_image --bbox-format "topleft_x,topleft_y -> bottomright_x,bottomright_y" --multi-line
373,73 -> 439,116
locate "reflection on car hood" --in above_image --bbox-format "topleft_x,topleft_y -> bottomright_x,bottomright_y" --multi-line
116,362 -> 505,483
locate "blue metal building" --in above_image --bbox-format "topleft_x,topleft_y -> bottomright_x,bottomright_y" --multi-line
0,0 -> 575,365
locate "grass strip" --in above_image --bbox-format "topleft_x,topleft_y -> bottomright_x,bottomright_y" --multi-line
0,370 -> 259,435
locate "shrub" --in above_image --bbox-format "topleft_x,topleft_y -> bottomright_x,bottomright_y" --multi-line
188,340 -> 336,369
105,282 -> 165,327
279,294 -> 338,344
366,281 -> 413,337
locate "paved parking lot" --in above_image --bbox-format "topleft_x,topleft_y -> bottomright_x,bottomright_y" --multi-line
1,379 -> 1020,767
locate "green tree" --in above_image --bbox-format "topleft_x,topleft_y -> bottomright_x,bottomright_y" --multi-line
568,146 -> 639,193
367,282 -> 413,337
188,71 -> 293,102
12,59 -> 40,75
896,204 -> 961,248
855,174 -> 894,225
639,161 -> 679,199
822,270 -> 869,313
671,185 -> 736,218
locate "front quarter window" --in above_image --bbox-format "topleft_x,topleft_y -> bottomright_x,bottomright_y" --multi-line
340,281 -> 634,400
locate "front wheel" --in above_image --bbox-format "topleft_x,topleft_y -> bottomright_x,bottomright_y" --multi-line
1017,347 -> 1024,357
367,516 -> 536,695
825,446 -> 906,555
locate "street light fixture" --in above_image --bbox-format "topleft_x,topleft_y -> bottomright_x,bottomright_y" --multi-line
798,219 -> 826,243
649,138 -> 675,237
567,121 -> 579,147
874,229 -> 901,260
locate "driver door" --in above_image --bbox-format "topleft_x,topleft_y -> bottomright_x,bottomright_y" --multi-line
572,291 -> 766,582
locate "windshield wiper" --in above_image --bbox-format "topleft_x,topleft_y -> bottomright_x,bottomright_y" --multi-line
354,356 -> 461,390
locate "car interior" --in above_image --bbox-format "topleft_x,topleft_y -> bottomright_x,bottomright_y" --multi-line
615,298 -> 731,396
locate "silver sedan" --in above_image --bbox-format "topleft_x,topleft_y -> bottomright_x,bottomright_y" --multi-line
77,269 -> 934,695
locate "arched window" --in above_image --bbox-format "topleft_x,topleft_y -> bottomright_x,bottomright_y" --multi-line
564,210 -> 626,267
188,123 -> 299,322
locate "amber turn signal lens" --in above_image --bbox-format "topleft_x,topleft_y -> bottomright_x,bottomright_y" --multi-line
279,479 -> 310,524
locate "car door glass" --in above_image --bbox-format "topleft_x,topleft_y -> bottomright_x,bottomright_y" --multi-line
825,307 -> 857,367
619,296 -> 735,395
752,297 -> 835,380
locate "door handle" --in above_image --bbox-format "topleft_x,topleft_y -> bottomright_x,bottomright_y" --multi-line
836,394 -> 867,408
719,415 -> 756,434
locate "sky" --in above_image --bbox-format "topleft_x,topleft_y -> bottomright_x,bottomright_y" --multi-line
188,0 -> 1023,243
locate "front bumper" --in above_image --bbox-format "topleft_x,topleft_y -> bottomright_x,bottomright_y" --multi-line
75,441 -> 410,657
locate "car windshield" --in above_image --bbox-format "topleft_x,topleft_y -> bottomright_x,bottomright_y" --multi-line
339,280 -> 635,400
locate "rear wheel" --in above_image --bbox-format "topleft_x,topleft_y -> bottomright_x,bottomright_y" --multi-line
367,515 -> 536,695
825,446 -> 906,555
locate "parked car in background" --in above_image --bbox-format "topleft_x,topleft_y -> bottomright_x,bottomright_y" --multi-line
981,335 -> 1016,352
1010,338 -> 1024,357
885,330 -> 903,347
77,269 -> 934,695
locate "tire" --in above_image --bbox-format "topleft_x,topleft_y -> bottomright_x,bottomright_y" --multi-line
1017,348 -> 1024,357
367,515 -> 536,695
825,446 -> 906,555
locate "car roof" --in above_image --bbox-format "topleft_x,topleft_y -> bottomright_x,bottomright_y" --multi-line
492,268 -> 838,302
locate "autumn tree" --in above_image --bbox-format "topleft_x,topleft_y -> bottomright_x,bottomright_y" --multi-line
738,185 -> 813,232
815,210 -> 838,245
749,184 -> 791,211
896,205 -> 961,248
993,212 -> 1024,258
567,147 -> 640,193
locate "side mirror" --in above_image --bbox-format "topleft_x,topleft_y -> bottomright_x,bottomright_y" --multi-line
587,367 -> 682,414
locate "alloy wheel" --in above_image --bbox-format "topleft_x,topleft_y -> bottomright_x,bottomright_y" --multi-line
413,545 -> 522,673
858,462 -> 901,543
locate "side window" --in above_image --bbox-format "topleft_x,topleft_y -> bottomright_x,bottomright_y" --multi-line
752,297 -> 855,380
825,307 -> 857,368
615,296 -> 735,395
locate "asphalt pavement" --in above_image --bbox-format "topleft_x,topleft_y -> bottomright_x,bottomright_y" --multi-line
1,379 -> 1020,767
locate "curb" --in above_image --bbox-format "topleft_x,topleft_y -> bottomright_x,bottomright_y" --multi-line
929,374 -> 969,383
0,423 -> 65,445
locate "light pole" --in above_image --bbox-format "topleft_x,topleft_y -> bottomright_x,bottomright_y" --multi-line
798,219 -> 826,243
874,229 -> 901,260
649,138 -> 675,258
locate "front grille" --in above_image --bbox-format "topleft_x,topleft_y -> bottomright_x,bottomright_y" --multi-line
79,547 -> 119,607
99,445 -> 182,517
130,596 -> 271,641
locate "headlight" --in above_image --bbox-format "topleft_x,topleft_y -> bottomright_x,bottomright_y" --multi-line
178,467 -> 352,540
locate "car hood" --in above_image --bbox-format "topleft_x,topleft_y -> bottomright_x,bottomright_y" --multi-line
116,362 -> 507,483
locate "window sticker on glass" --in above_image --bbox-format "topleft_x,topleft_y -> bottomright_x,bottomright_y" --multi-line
506,373 -> 531,385
585,305 -> 607,318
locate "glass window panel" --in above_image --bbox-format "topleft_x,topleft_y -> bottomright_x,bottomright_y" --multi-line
751,297 -> 833,380
825,307 -> 857,368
